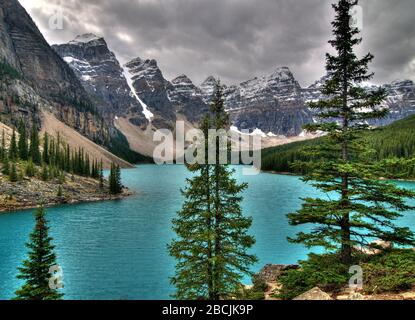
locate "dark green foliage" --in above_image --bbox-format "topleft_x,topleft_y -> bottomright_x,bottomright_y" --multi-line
9,162 -> 18,182
99,160 -> 104,189
15,207 -> 64,300
9,129 -> 18,161
361,249 -> 415,294
261,115 -> 415,178
0,129 -> 5,161
286,0 -> 415,265
277,253 -> 352,300
169,83 -> 257,300
109,163 -> 122,194
29,125 -> 41,165
2,154 -> 10,175
42,132 -> 49,164
25,158 -> 36,177
41,163 -> 49,181
278,250 -> 415,299
0,59 -> 20,80
237,276 -> 268,300
18,119 -> 28,161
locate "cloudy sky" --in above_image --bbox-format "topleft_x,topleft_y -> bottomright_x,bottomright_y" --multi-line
19,0 -> 415,87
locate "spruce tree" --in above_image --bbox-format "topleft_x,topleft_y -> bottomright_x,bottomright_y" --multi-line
41,163 -> 49,181
109,163 -> 122,194
169,83 -> 256,300
2,154 -> 10,175
43,132 -> 49,165
9,162 -> 18,182
99,160 -> 104,189
29,125 -> 41,165
288,0 -> 415,265
9,128 -> 18,161
18,119 -> 28,161
15,207 -> 64,300
25,158 -> 36,177
0,129 -> 5,161
115,165 -> 122,193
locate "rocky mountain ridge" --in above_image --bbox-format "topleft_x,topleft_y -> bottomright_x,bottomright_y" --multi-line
55,33 -> 415,144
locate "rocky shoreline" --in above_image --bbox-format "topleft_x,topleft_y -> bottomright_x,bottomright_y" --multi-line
0,172 -> 133,213
255,263 -> 415,301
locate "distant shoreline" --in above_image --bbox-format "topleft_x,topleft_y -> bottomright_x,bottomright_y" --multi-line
260,169 -> 415,183
0,190 -> 133,214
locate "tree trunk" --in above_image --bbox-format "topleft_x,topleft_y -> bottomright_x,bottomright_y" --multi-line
205,164 -> 214,300
213,138 -> 221,300
340,69 -> 352,265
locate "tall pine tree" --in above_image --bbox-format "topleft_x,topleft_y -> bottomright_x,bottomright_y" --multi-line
288,0 -> 415,264
9,128 -> 18,161
15,207 -> 64,300
29,124 -> 41,165
169,83 -> 256,300
18,119 -> 28,161
0,129 -> 5,161
43,132 -> 49,164
109,163 -> 122,194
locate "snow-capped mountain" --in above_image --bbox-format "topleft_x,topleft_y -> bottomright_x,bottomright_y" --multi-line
55,34 -> 415,140
124,57 -> 176,130
52,35 -> 147,128
169,75 -> 208,123
200,67 -> 314,136
380,80 -> 415,125
302,76 -> 415,127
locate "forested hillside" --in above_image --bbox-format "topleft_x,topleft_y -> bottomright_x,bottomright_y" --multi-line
261,114 -> 415,178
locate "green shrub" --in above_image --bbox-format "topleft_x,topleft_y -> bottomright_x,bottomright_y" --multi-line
362,249 -> 415,294
277,253 -> 350,300
0,60 -> 20,80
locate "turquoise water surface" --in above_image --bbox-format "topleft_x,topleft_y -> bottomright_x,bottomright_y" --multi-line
0,165 -> 414,300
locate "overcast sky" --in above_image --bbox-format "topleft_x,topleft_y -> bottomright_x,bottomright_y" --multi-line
19,0 -> 415,87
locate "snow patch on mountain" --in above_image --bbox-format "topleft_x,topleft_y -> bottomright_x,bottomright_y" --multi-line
122,65 -> 154,121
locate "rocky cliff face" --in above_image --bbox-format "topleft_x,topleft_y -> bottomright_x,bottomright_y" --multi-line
379,80 -> 415,126
169,75 -> 209,123
124,57 -> 176,130
54,33 -> 415,139
52,35 -> 147,128
0,0 -> 89,103
200,67 -> 314,136
0,0 -> 110,146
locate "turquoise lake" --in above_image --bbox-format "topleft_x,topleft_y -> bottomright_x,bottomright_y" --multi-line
0,165 -> 414,300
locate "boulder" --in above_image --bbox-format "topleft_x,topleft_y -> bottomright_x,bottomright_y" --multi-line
293,287 -> 333,301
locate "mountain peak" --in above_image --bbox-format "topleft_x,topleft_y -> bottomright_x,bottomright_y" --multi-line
269,66 -> 294,80
69,33 -> 104,44
172,74 -> 193,85
201,76 -> 218,86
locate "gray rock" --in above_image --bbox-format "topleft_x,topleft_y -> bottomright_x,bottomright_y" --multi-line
293,287 -> 333,301
256,264 -> 299,282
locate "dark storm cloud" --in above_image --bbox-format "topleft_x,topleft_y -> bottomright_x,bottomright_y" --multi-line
21,0 -> 415,86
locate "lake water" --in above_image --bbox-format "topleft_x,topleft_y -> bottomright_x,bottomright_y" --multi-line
0,165 -> 414,300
